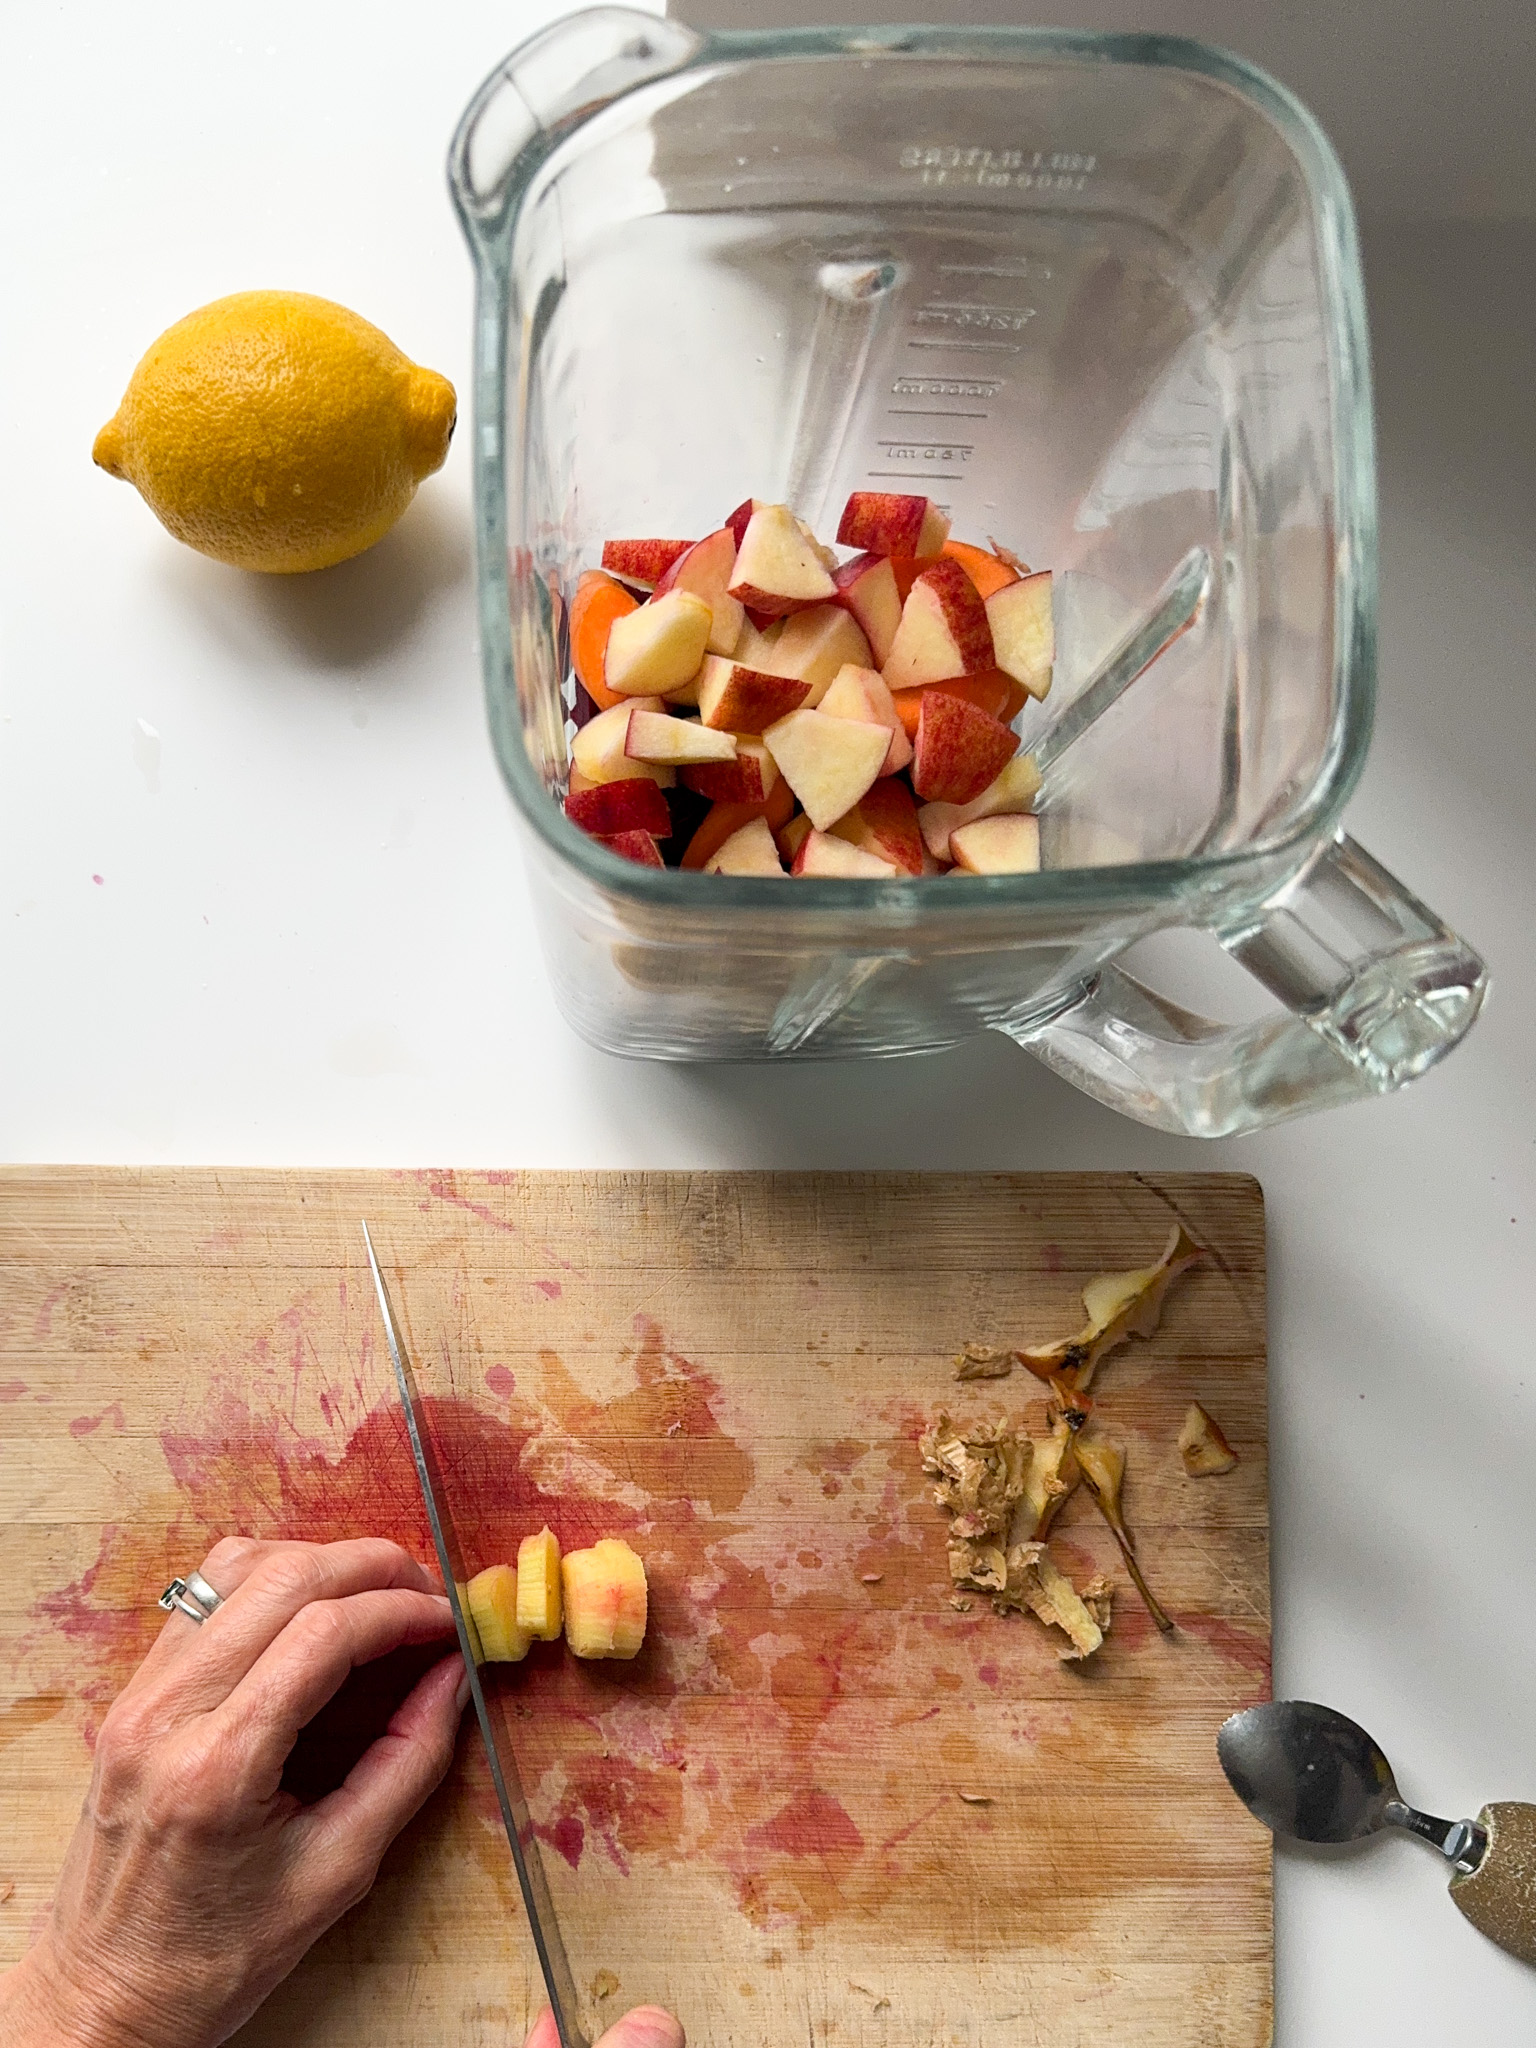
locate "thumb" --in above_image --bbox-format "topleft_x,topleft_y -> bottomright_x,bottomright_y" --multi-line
525,2006 -> 684,2048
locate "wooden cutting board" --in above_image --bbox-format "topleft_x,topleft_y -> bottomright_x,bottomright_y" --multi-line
0,1169 -> 1271,2047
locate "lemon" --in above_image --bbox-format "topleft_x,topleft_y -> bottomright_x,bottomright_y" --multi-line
93,291 -> 456,573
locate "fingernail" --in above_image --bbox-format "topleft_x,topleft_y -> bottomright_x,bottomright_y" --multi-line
454,1658 -> 472,1712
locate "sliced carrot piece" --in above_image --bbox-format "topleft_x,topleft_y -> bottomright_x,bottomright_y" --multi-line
570,570 -> 639,712
680,779 -> 796,870
942,538 -> 1021,600
889,670 -> 1013,741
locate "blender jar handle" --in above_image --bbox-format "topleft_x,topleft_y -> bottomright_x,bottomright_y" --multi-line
1006,832 -> 1488,1137
449,7 -> 702,242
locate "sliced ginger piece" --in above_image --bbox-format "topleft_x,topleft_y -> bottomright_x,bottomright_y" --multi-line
466,1563 -> 532,1663
516,1526 -> 563,1641
1017,1224 -> 1203,1391
454,1582 -> 486,1667
562,1538 -> 648,1659
1179,1401 -> 1239,1475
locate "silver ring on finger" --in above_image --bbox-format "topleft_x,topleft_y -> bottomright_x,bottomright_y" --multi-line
158,1569 -> 225,1625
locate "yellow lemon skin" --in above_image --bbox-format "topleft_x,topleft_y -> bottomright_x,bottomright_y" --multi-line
92,291 -> 456,574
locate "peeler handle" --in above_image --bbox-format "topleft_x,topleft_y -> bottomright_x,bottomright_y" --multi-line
1449,1803 -> 1536,1965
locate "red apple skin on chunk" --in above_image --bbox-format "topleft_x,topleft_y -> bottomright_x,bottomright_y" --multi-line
883,556 -> 995,689
652,526 -> 745,657
727,503 -> 836,616
837,491 -> 951,558
912,690 -> 1020,805
600,538 -> 691,589
832,775 -> 925,876
762,708 -> 890,833
949,812 -> 1041,874
832,552 -> 902,665
596,829 -> 666,868
792,828 -> 899,879
681,736 -> 778,805
985,570 -> 1054,701
697,659 -> 810,735
565,777 -> 672,840
723,498 -> 759,547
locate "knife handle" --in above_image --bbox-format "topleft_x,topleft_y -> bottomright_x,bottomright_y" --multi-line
1449,1803 -> 1536,1964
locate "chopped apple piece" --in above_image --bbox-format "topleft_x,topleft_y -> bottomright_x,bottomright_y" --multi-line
985,571 -> 1054,701
1017,1225 -> 1204,1391
831,551 -> 902,665
918,752 -> 1042,860
727,503 -> 836,615
564,778 -> 672,840
912,691 -> 1019,805
791,828 -> 898,878
596,830 -> 665,867
624,709 -> 736,765
763,708 -> 889,831
600,538 -> 691,590
704,815 -> 786,875
830,776 -> 925,876
1179,1402 -> 1239,1476
819,663 -> 913,775
652,526 -> 745,656
998,1542 -> 1106,1661
516,1527 -> 563,1642
732,615 -> 783,668
604,590 -> 714,696
466,1563 -> 533,1663
949,812 -> 1041,875
1073,1435 -> 1173,1633
570,698 -> 674,788
837,490 -> 951,558
762,603 -> 873,706
697,658 -> 810,734
681,736 -> 779,805
883,557 -> 995,689
562,1537 -> 648,1659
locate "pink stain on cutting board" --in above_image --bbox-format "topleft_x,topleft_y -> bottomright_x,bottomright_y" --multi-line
533,1279 -> 562,1300
0,1381 -> 27,1402
484,1365 -> 515,1399
68,1403 -> 125,1438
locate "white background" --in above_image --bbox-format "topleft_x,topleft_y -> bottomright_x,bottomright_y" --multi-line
2,3 -> 1533,2040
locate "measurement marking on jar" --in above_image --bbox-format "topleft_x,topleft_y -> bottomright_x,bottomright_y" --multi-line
878,440 -> 973,463
892,376 -> 1002,399
939,262 -> 1048,281
867,470 -> 965,482
906,339 -> 1023,354
886,407 -> 989,418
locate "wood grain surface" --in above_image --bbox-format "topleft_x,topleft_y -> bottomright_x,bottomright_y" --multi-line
0,1169 -> 1272,2046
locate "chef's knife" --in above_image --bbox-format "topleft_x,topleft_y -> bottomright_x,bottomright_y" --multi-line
362,1222 -> 588,2048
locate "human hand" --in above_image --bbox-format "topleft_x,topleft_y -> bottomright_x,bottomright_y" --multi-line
0,1536 -> 466,2048
526,2004 -> 683,2048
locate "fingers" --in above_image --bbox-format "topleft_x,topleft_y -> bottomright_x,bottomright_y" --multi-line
158,1539 -> 445,1712
526,2008 -> 684,2048
597,2008 -> 685,2048
286,1649 -> 468,1913
217,1586 -> 457,1784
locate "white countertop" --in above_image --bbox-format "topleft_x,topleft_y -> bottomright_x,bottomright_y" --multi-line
2,5 -> 1533,2036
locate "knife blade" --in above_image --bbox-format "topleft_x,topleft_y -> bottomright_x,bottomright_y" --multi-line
361,1222 -> 588,2048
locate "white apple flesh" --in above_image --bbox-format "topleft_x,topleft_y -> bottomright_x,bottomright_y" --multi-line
604,590 -> 714,695
624,710 -> 737,765
762,708 -> 890,832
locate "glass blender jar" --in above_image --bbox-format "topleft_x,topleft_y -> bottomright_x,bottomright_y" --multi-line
449,10 -> 1485,1135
